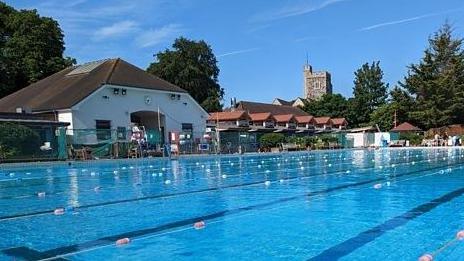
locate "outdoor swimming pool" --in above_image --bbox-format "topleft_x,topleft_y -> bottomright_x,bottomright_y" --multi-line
1,148 -> 464,260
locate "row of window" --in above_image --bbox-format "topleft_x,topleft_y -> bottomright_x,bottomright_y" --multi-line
94,120 -> 193,140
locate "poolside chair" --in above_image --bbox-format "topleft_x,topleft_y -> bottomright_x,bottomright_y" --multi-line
128,143 -> 139,158
73,146 -> 92,161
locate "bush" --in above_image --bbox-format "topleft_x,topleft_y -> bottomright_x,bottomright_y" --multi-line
286,136 -> 318,148
319,134 -> 338,144
0,123 -> 41,158
259,133 -> 285,148
399,132 -> 423,146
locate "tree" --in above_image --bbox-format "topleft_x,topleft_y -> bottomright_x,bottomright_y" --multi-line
390,86 -> 415,124
370,86 -> 416,131
259,133 -> 285,149
0,123 -> 40,158
400,23 -> 464,129
370,103 -> 396,131
349,61 -> 389,127
0,2 -> 75,98
147,37 -> 224,112
303,93 -> 348,118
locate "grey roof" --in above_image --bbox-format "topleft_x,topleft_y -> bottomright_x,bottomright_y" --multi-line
236,101 -> 309,116
0,58 -> 187,112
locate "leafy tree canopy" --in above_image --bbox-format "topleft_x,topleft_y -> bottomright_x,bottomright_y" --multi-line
0,123 -> 40,158
259,133 -> 285,148
349,61 -> 389,127
370,86 -> 416,131
147,37 -> 224,112
0,2 -> 75,98
399,23 -> 464,129
303,93 -> 348,118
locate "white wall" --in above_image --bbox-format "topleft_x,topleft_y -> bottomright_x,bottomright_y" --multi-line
347,132 -> 391,148
374,132 -> 391,147
347,133 -> 367,148
70,84 -> 208,142
58,110 -> 73,135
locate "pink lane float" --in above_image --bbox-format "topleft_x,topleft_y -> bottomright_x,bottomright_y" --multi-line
418,254 -> 433,261
116,238 -> 130,245
53,208 -> 65,215
419,229 -> 464,260
193,221 -> 205,230
456,230 -> 464,240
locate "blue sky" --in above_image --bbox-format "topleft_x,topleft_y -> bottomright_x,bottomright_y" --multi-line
7,0 -> 464,105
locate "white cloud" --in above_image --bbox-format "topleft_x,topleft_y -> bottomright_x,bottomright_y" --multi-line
359,8 -> 463,31
358,14 -> 434,31
135,24 -> 183,48
93,21 -> 139,40
251,0 -> 346,23
217,48 -> 260,58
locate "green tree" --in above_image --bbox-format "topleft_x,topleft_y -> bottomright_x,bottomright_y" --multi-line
303,93 -> 348,117
400,23 -> 464,129
0,123 -> 40,158
370,103 -> 396,131
147,37 -> 224,112
370,86 -> 416,131
259,133 -> 285,149
349,61 -> 389,127
0,2 -> 75,98
390,86 -> 415,123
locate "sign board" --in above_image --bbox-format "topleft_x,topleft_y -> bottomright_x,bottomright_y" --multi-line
198,144 -> 209,151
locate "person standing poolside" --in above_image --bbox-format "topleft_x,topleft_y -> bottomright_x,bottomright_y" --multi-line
434,133 -> 440,146
443,132 -> 449,146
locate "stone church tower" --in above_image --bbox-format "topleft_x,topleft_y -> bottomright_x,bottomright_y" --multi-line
303,61 -> 332,100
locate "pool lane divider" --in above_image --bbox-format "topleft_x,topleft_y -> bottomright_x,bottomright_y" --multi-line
0,149 -> 453,204
0,149 -> 442,193
0,151 -> 421,201
0,151 -> 367,190
2,162 -> 463,260
308,185 -> 464,260
0,156 -> 455,221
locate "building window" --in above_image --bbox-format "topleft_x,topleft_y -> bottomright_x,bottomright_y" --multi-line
96,120 -> 111,140
182,123 -> 193,133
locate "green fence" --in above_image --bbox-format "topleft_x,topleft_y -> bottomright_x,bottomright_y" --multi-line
0,124 -> 67,163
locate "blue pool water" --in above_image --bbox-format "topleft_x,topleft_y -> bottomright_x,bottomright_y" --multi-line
1,148 -> 464,260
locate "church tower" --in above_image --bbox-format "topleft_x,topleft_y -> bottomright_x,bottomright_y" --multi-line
303,58 -> 332,100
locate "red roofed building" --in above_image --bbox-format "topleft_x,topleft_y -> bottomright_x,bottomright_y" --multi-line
331,118 -> 348,130
314,117 -> 332,130
249,113 -> 275,128
295,115 -> 315,129
208,111 -> 251,127
274,114 -> 297,129
390,122 -> 422,132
